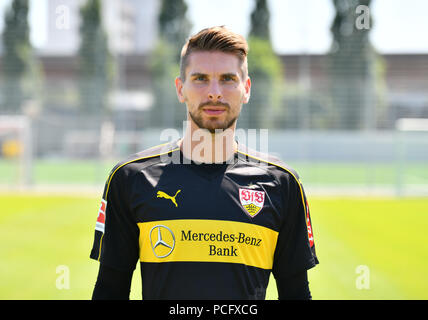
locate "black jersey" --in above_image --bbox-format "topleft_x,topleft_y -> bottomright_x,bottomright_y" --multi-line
90,139 -> 318,300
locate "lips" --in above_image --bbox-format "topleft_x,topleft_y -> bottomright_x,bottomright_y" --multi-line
202,106 -> 226,116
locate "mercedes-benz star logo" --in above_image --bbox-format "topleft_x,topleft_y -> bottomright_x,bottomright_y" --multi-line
149,225 -> 175,258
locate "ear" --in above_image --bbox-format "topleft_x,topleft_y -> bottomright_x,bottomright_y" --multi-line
242,76 -> 251,104
175,76 -> 186,103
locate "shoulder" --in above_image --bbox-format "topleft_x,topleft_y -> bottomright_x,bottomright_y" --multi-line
236,144 -> 308,210
114,140 -> 178,171
104,140 -> 179,188
236,143 -> 302,184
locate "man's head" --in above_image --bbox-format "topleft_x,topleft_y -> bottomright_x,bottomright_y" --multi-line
175,26 -> 251,134
179,26 -> 249,81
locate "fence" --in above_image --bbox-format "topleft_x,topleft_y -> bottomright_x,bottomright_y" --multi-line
1,114 -> 427,197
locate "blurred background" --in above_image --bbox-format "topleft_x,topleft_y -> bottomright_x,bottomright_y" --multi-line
0,0 -> 427,300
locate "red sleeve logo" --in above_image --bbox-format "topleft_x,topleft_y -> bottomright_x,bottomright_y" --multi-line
306,200 -> 314,247
95,199 -> 107,233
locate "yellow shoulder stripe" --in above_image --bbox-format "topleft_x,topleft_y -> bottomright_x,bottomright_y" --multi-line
236,150 -> 308,230
104,146 -> 180,198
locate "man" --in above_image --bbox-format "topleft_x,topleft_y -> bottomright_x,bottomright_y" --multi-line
91,26 -> 318,300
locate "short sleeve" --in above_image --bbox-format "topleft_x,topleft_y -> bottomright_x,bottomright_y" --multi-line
90,166 -> 140,271
272,176 -> 319,279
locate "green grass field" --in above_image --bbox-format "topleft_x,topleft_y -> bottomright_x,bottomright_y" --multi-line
2,159 -> 428,187
0,193 -> 427,300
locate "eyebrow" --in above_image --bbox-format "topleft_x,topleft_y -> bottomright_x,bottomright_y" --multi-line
221,73 -> 239,78
189,72 -> 239,78
189,72 -> 208,78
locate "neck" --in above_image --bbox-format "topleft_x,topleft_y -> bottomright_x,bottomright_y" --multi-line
179,120 -> 237,164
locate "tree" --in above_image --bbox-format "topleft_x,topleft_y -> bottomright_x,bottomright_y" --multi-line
158,0 -> 192,61
148,40 -> 182,128
78,0 -> 113,115
1,0 -> 31,113
149,0 -> 192,128
245,0 -> 283,129
249,0 -> 270,40
328,0 -> 383,130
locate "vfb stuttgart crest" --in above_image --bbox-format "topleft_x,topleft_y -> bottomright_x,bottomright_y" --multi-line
239,188 -> 265,218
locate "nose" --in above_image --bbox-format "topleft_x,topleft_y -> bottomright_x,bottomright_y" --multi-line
207,80 -> 222,101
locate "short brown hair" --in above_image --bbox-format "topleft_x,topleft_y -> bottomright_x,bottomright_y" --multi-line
179,26 -> 249,81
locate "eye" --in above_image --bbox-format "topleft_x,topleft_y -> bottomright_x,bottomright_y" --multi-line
193,75 -> 207,82
222,75 -> 236,82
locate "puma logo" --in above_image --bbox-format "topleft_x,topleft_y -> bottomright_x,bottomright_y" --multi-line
157,190 -> 181,207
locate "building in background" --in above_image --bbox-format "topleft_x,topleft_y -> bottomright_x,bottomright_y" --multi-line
42,0 -> 159,55
0,1 -> 427,150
